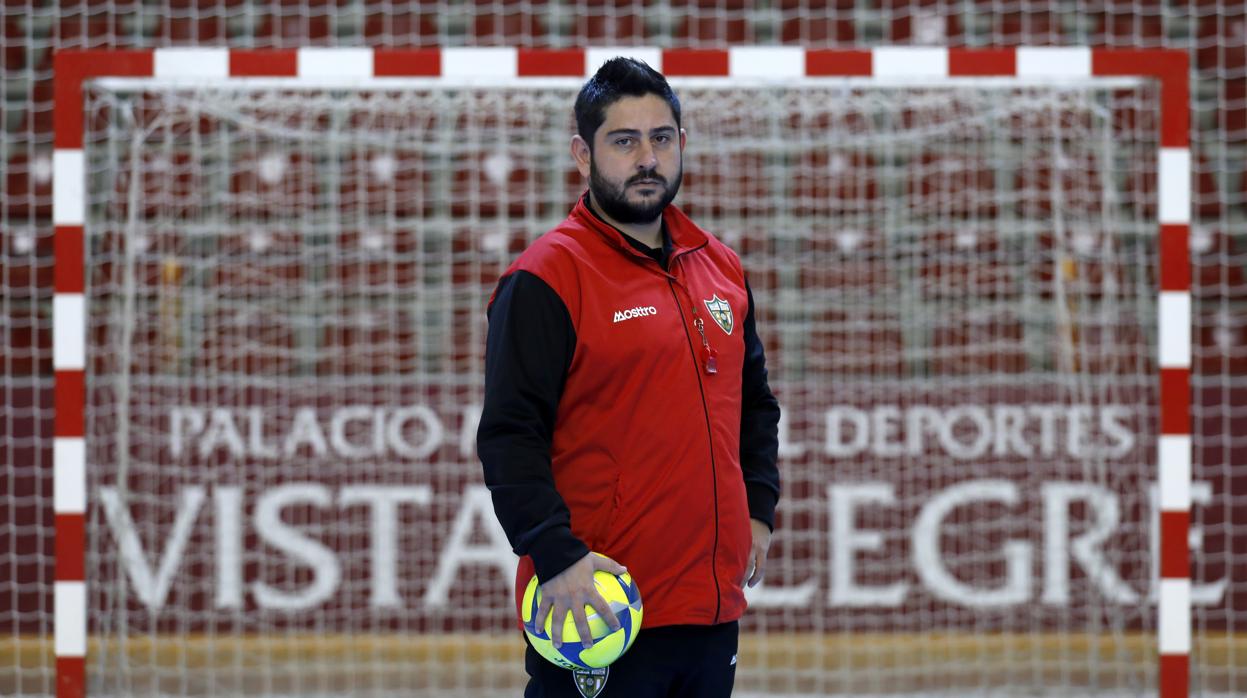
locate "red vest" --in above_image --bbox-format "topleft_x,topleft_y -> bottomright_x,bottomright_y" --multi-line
508,198 -> 753,628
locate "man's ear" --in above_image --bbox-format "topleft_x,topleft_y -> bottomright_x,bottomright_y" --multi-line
679,128 -> 687,152
570,135 -> 592,178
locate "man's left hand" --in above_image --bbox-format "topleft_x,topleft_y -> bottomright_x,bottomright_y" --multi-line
743,518 -> 772,588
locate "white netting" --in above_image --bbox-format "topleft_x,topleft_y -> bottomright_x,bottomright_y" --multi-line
3,4 -> 1247,698
75,77 -> 1187,696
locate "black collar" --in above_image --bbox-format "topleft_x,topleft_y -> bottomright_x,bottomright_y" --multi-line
583,192 -> 672,270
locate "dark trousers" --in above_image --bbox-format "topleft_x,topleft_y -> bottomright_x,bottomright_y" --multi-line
524,621 -> 739,698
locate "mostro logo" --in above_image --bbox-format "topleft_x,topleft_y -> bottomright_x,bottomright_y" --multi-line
613,306 -> 658,323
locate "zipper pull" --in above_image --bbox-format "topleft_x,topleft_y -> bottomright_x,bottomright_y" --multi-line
694,315 -> 718,375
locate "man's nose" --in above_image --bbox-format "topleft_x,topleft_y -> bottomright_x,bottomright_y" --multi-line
636,141 -> 658,170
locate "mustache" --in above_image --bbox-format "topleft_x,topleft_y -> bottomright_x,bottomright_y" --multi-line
628,171 -> 666,185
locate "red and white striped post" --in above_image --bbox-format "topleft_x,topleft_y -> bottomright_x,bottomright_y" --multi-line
1090,49 -> 1193,698
52,57 -> 88,698
52,49 -> 155,698
51,46 -> 1192,697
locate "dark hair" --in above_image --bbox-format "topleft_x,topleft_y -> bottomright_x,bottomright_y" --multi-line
574,57 -> 681,148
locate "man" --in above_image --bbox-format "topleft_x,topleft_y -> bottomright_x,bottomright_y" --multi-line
477,57 -> 781,698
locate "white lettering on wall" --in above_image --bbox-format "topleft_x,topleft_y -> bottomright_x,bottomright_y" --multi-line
98,478 -> 1224,613
339,486 -> 432,608
826,407 -> 869,457
811,404 -> 1138,460
251,484 -> 341,610
329,406 -> 383,459
912,480 -> 1032,607
201,408 -> 245,460
829,482 -> 908,606
388,406 -> 443,460
168,406 -> 476,462
168,403 -> 1140,464
1041,483 -> 1139,605
424,486 -> 517,608
169,408 -> 204,459
100,485 -> 206,611
214,485 -> 243,609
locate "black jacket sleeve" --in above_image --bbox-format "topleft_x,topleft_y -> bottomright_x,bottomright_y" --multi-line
477,270 -> 590,583
739,280 -> 782,530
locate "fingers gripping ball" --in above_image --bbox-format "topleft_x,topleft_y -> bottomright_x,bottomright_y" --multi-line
521,568 -> 643,670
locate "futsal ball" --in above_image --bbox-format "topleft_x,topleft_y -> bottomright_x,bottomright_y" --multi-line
521,560 -> 643,671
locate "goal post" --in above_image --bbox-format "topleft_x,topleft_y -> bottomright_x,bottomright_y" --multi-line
48,46 -> 1210,696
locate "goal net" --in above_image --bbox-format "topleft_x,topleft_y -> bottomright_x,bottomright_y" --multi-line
82,74 -> 1180,696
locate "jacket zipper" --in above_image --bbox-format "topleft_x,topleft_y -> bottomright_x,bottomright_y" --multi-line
666,245 -> 717,375
667,278 -> 722,624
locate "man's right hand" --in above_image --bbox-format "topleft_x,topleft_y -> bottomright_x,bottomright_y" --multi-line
534,552 -> 628,649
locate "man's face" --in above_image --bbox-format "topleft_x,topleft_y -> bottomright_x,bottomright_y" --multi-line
580,94 -> 685,225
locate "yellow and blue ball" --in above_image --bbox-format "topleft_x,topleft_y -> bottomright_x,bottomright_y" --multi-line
521,565 -> 643,671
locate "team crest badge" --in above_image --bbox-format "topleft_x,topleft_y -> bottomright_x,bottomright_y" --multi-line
572,666 -> 609,698
703,295 -> 733,335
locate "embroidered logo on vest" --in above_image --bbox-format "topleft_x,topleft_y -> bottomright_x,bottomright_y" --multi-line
703,295 -> 733,335
613,305 -> 658,323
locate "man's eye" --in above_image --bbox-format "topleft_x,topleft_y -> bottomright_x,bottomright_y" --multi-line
615,138 -> 633,147
654,135 -> 671,144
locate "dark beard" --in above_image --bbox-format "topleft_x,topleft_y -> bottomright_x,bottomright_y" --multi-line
589,161 -> 682,225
